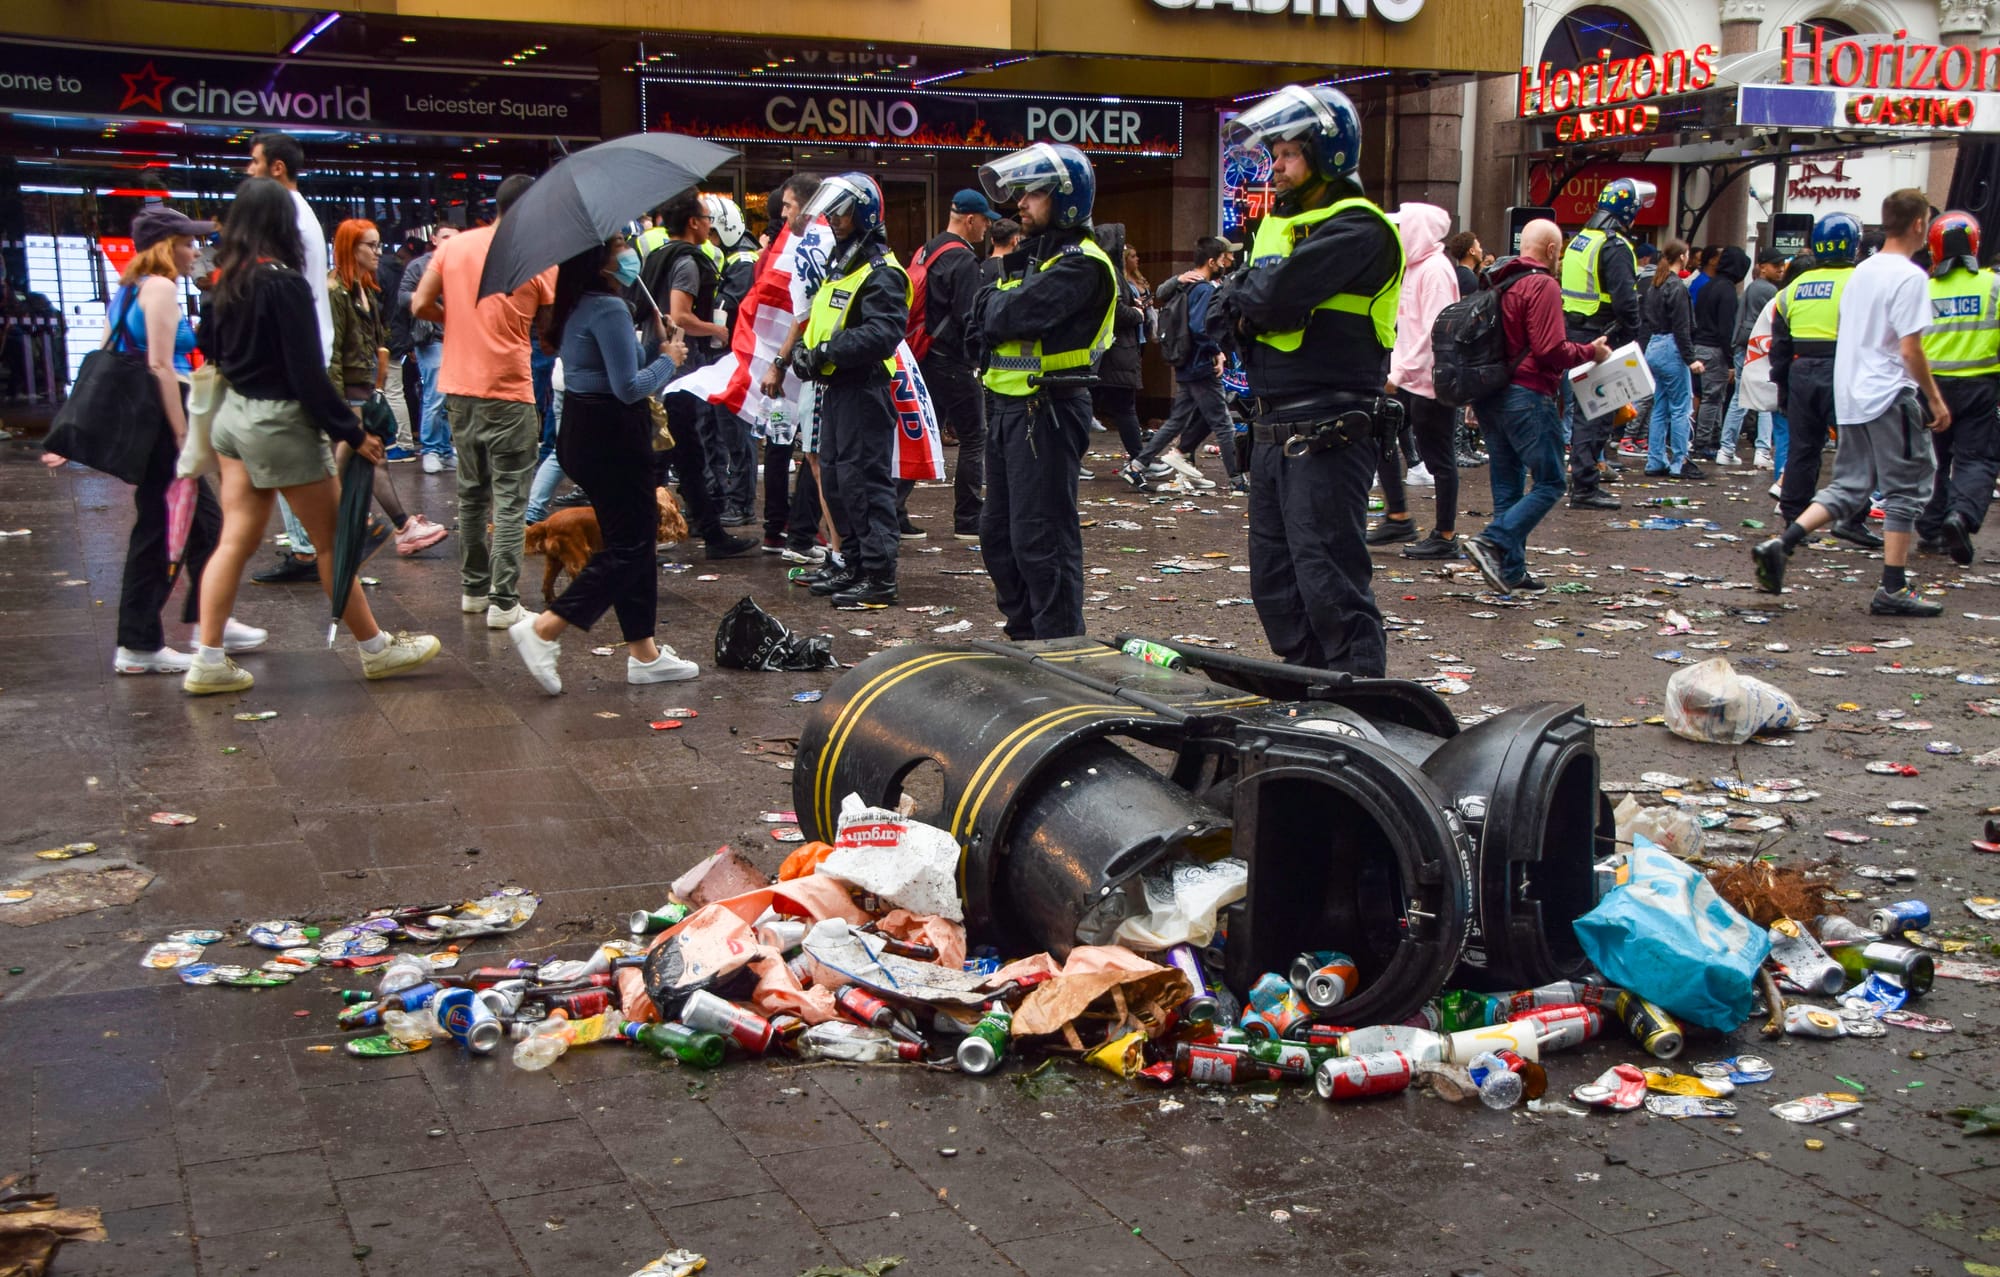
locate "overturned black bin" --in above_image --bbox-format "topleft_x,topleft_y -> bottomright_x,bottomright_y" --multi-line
792,637 -> 1614,1025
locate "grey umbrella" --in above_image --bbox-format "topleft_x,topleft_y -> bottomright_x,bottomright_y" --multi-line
477,132 -> 738,303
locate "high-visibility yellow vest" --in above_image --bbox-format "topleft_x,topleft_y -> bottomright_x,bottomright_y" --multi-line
727,248 -> 760,271
634,226 -> 669,259
981,236 -> 1118,397
1559,226 -> 1632,321
1775,267 -> 1852,342
1924,266 -> 2000,378
801,250 -> 910,379
1248,197 -> 1402,351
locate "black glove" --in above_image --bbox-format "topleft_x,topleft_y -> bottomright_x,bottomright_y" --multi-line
790,342 -> 825,382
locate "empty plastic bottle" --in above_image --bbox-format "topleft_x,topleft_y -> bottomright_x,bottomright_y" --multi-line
511,1010 -> 625,1071
1465,1051 -> 1525,1110
376,953 -> 432,996
798,1021 -> 921,1062
382,1008 -> 439,1045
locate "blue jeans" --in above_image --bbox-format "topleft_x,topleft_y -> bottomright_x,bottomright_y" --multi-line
1719,351 -> 1751,455
1645,334 -> 1693,473
1771,412 -> 1788,480
1475,385 -> 1566,585
415,342 -> 450,458
279,496 -> 314,558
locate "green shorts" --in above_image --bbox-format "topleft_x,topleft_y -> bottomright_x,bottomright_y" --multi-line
212,394 -> 337,490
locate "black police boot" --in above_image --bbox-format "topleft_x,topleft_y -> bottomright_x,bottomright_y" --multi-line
809,566 -> 862,597
833,574 -> 898,609
1570,491 -> 1621,510
1751,537 -> 1788,594
1942,511 -> 1976,566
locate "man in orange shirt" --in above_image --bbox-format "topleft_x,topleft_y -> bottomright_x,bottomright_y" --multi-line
410,174 -> 554,630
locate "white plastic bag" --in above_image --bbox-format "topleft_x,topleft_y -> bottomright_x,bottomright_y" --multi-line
1113,857 -> 1248,950
819,793 -> 964,921
1613,794 -> 1703,860
1738,298 -> 1778,414
1664,657 -> 1800,745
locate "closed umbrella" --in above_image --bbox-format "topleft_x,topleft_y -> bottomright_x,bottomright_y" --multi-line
164,476 -> 199,581
326,399 -> 398,645
478,132 -> 738,304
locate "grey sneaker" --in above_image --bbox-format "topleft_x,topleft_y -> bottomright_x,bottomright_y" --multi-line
1869,584 -> 1943,617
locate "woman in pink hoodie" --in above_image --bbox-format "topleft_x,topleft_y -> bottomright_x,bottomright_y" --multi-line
1366,203 -> 1463,560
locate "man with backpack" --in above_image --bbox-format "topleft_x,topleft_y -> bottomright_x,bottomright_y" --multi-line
1459,219 -> 1612,596
905,189 -> 994,539
1119,235 -> 1241,492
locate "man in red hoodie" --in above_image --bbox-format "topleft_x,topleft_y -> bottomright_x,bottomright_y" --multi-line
1462,220 -> 1612,594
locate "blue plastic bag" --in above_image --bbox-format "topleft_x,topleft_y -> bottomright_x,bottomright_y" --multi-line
1573,838 -> 1770,1031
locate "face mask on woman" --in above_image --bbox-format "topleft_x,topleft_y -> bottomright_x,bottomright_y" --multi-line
612,247 -> 642,287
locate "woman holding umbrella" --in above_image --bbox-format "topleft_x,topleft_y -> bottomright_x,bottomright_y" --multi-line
508,233 -> 695,694
43,207 -> 269,675
185,177 -> 441,695
327,218 -> 449,556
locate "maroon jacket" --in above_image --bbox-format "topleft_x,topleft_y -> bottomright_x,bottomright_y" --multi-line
1489,255 -> 1600,397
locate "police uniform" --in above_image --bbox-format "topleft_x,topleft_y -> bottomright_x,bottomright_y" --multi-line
975,227 -> 1117,638
1229,185 -> 1404,677
1770,264 -> 1851,524
802,232 -> 911,591
1560,215 -> 1642,500
1918,262 -> 2000,544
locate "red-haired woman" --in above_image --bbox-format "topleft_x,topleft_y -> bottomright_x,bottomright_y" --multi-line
329,218 -> 447,555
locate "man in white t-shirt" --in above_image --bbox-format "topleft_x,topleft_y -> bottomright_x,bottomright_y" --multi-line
245,132 -> 339,582
1752,188 -> 1950,616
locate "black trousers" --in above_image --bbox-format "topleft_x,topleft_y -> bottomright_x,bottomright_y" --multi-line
1563,376 -> 1616,498
1919,375 -> 2000,538
1091,384 -> 1146,458
658,391 -> 723,545
817,378 -> 900,579
1249,431 -> 1385,677
1138,376 -> 1239,478
119,422 -> 221,652
982,391 -> 1087,639
922,355 -> 987,534
551,393 -> 658,642
1778,358 -> 1837,525
762,441 -> 794,542
785,455 -> 824,551
1379,391 -> 1460,533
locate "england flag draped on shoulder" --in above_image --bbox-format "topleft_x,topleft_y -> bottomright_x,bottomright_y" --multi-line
667,216 -> 946,481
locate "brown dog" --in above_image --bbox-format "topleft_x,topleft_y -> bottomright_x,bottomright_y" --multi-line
524,488 -> 688,604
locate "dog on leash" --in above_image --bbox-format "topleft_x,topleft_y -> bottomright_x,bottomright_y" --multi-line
524,488 -> 688,604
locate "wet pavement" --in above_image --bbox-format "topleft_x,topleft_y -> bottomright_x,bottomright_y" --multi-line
2,435 -> 1998,1277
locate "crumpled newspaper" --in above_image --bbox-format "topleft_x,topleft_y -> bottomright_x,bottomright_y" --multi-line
818,794 -> 963,921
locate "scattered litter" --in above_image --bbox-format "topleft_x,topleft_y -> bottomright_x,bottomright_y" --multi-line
148,812 -> 197,826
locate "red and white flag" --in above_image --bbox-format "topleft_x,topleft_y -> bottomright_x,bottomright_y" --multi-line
667,218 -> 944,481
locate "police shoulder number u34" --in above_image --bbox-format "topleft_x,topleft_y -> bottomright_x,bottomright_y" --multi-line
1217,84 -> 1404,680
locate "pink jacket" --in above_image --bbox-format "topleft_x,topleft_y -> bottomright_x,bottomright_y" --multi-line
1387,203 -> 1460,400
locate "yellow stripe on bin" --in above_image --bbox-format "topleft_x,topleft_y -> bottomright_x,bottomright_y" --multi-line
813,651 -> 998,833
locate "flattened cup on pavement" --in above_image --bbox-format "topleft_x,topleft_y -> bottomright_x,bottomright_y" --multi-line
142,941 -> 207,969
35,842 -> 98,860
1771,1093 -> 1863,1123
149,812 -> 197,825
346,1034 -> 431,1058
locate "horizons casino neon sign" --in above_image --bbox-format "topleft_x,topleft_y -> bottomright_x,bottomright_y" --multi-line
1517,44 -> 1719,141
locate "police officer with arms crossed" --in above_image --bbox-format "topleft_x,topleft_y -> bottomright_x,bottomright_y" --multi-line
1213,85 -> 1403,678
1769,212 -> 1877,547
1560,178 -> 1650,511
974,142 -> 1118,640
789,173 -> 911,609
1916,210 -> 2000,566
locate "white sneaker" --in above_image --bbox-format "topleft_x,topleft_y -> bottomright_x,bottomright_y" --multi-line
628,646 -> 699,684
115,646 -> 192,675
1078,466 -> 1096,481
508,615 -> 561,694
422,454 -> 444,474
183,655 -> 253,695
1715,450 -> 1740,467
780,545 -> 827,565
1753,449 -> 1772,470
1768,481 -> 1782,499
460,594 -> 489,614
1405,463 -> 1435,488
222,617 -> 268,653
486,603 -> 525,630
395,515 -> 449,556
359,632 -> 442,681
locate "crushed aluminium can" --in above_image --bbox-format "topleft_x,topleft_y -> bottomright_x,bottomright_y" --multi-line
1770,1093 -> 1863,1123
1644,1094 -> 1738,1119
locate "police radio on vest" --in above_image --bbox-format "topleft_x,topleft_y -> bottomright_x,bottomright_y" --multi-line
1149,0 -> 1425,22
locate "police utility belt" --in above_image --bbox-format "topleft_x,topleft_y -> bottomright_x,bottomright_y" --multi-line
1248,392 -> 1404,458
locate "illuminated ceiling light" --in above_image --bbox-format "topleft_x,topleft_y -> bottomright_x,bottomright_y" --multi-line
400,34 -> 416,43
287,11 -> 340,56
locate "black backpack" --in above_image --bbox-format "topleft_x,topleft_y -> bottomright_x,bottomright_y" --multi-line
1157,284 -> 1196,368
1430,272 -> 1530,408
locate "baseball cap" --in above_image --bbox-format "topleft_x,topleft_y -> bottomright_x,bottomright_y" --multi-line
131,206 -> 216,251
950,188 -> 998,218
1219,237 -> 1243,252
1756,247 -> 1789,266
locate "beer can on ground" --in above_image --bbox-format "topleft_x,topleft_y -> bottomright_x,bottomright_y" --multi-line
681,989 -> 775,1054
1163,943 -> 1220,1024
1869,900 -> 1931,936
432,987 -> 503,1054
629,902 -> 692,935
1507,1004 -> 1603,1051
1290,951 -> 1361,1012
956,1007 -> 1012,1076
1281,1022 -> 1353,1048
755,919 -> 808,953
1315,1051 -> 1415,1100
544,989 -> 612,1018
1613,991 -> 1684,1059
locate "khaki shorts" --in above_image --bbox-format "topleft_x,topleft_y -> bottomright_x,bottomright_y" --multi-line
212,394 -> 337,490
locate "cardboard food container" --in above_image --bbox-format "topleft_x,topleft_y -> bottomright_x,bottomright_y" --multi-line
1567,342 -> 1655,420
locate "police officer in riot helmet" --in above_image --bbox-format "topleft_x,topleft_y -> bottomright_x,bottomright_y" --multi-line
974,142 -> 1119,639
1768,211 -> 1876,548
1916,210 -> 2000,566
1212,84 -> 1403,678
789,173 -> 912,608
1560,176 -> 1651,511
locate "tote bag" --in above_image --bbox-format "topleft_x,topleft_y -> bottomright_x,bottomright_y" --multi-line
44,287 -> 165,484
